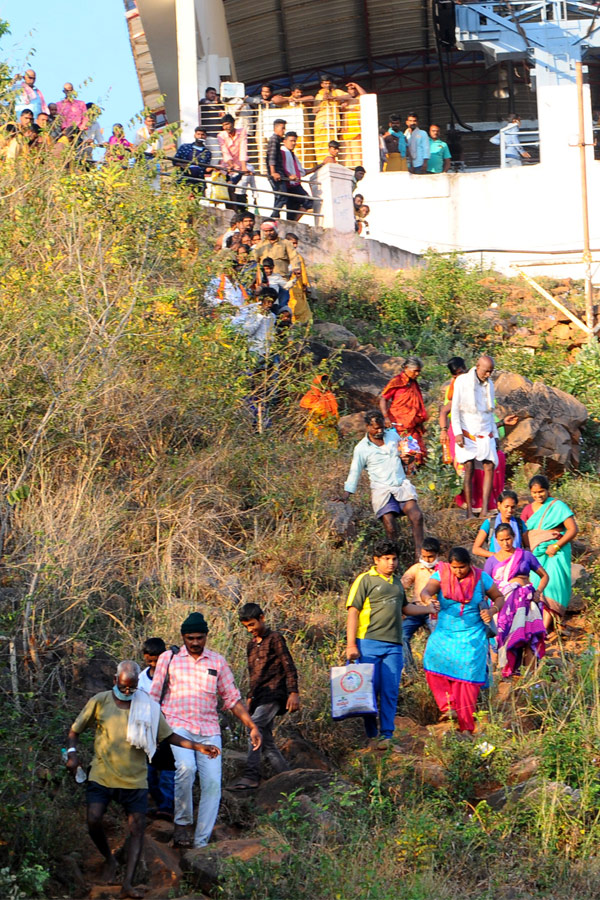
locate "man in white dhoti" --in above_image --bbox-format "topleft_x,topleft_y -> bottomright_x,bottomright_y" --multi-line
451,355 -> 499,520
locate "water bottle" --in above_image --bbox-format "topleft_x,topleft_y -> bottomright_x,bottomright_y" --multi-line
61,748 -> 87,783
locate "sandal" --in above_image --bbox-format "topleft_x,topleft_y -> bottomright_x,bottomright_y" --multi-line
173,825 -> 193,849
227,777 -> 260,791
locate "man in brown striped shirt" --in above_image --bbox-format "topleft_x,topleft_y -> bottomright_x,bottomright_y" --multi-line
230,603 -> 300,790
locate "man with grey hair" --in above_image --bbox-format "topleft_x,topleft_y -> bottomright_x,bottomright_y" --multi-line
379,356 -> 428,469
450,354 -> 500,519
66,659 -> 219,898
13,69 -> 48,119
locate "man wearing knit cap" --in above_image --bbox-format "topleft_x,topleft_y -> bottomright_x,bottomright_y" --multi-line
150,612 -> 261,849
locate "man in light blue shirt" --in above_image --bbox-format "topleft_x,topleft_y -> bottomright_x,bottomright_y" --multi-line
340,410 -> 424,558
405,112 -> 430,174
491,114 -> 532,167
427,125 -> 452,174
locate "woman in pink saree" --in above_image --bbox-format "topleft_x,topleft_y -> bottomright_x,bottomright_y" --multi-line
483,523 -> 549,677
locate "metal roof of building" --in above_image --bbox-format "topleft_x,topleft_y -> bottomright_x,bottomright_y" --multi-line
223,0 -> 425,85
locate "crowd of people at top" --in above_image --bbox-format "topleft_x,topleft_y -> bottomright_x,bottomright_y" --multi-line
0,70 -> 165,167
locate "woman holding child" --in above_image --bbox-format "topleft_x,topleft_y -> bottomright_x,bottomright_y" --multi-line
521,475 -> 578,629
421,547 -> 504,732
483,524 -> 548,678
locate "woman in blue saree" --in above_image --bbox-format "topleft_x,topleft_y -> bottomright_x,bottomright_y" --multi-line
521,474 -> 578,630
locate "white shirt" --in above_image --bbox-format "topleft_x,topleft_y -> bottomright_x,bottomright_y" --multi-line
136,126 -> 163,154
230,306 -> 276,356
138,667 -> 154,694
281,147 -> 306,183
204,275 -> 248,309
82,120 -> 103,146
451,367 -> 499,464
503,124 -> 525,159
451,369 -> 498,439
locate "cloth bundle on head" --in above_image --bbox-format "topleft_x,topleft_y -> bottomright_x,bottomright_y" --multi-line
127,690 -> 161,761
181,611 -> 209,634
261,221 -> 276,233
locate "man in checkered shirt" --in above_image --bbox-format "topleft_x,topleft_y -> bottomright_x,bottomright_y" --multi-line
150,612 -> 260,848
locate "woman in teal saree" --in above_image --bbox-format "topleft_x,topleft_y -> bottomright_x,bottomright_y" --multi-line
521,475 -> 578,630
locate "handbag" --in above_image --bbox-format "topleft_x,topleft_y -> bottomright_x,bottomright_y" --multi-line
527,499 -> 561,551
150,650 -> 178,771
330,662 -> 377,721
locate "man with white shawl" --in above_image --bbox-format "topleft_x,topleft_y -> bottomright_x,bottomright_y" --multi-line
66,660 -> 219,899
451,355 -> 499,520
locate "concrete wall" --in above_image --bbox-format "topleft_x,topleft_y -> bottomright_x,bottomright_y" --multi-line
361,159 -> 600,278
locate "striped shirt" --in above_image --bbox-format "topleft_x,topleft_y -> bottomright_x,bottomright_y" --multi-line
149,645 -> 241,736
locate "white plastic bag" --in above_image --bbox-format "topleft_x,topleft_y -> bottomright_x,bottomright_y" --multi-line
330,663 -> 377,720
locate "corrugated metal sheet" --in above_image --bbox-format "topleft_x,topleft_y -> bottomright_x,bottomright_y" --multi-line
220,1 -> 543,165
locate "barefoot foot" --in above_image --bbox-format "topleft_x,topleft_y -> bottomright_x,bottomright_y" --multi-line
100,854 -> 118,884
120,884 -> 147,899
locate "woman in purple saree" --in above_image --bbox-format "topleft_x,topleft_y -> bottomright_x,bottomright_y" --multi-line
484,523 -> 549,678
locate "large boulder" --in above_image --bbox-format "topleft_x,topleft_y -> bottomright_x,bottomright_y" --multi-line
181,838 -> 285,895
494,372 -> 587,471
334,350 -> 389,411
253,768 -> 348,813
322,500 -> 356,539
313,322 -> 359,348
338,412 -> 368,439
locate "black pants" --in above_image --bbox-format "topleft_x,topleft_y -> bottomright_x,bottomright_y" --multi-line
285,183 -> 313,222
268,177 -> 289,218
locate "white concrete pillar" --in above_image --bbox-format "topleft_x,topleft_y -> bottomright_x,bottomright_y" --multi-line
175,0 -> 199,143
195,0 -> 236,97
311,163 -> 355,233
359,93 -> 380,177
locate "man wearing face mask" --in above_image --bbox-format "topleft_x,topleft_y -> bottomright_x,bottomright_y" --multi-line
66,659 -> 220,898
401,537 -> 442,670
173,127 -> 212,191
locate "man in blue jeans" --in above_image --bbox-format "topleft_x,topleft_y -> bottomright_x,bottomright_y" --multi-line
346,540 -> 438,750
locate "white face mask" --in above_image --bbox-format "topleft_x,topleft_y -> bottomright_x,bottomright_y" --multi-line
419,557 -> 439,569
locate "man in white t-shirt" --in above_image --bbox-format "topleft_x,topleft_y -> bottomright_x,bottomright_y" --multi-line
139,637 -> 175,820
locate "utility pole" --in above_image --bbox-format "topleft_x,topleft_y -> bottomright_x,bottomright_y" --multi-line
575,61 -> 595,339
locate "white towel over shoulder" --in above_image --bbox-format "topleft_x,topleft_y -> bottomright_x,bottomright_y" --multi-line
127,689 -> 161,762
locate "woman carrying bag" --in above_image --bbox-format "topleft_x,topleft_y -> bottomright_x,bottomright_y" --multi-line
521,475 -> 578,631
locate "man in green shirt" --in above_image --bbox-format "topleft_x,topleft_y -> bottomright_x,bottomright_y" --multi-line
346,541 -> 437,750
427,124 -> 452,174
66,660 -> 220,899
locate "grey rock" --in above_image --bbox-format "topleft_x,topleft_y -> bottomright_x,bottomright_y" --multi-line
313,322 -> 359,348
334,350 -> 389,411
494,371 -> 587,471
338,412 -> 368,438
253,767 -> 348,813
323,500 -> 356,539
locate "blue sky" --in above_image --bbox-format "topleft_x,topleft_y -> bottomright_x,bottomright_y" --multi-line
2,0 -> 142,140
